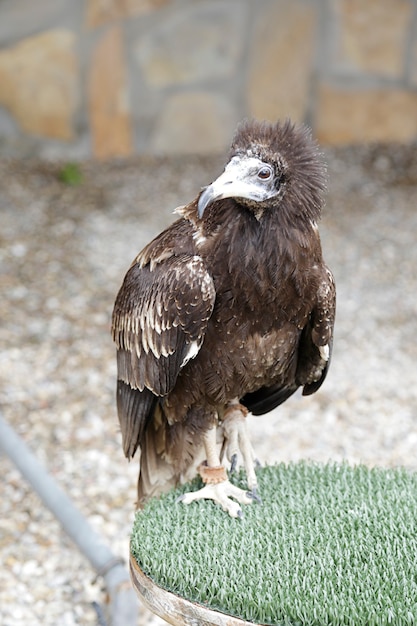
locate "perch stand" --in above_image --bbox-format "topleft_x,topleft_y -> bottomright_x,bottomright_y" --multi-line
129,462 -> 417,626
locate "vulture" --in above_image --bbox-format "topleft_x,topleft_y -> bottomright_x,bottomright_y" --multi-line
112,119 -> 336,517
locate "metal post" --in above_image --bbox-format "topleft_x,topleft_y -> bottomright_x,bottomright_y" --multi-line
0,412 -> 139,626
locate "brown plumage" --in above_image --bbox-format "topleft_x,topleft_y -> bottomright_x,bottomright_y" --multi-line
112,119 -> 336,515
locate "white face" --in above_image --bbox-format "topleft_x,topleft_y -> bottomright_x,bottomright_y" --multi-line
198,155 -> 280,217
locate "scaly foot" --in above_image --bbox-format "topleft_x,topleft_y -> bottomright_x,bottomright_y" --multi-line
177,478 -> 254,518
176,424 -> 257,517
221,401 -> 260,498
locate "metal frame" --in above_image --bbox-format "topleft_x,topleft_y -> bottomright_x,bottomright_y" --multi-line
0,412 -> 139,626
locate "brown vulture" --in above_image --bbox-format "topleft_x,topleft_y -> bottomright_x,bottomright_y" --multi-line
112,119 -> 336,517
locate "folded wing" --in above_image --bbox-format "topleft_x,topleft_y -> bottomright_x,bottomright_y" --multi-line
111,253 -> 216,458
241,265 -> 336,415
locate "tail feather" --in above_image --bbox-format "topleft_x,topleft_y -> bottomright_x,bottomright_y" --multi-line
137,404 -> 207,506
137,404 -> 178,506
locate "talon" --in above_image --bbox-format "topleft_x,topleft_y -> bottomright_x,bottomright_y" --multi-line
175,494 -> 186,503
247,487 -> 262,504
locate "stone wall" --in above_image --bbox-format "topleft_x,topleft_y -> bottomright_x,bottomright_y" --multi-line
1,0 -> 416,159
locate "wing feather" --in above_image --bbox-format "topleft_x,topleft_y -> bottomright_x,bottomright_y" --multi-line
116,380 -> 156,458
241,265 -> 336,414
300,265 -> 336,395
112,251 -> 216,458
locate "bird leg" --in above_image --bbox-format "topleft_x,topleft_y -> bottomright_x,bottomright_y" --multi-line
177,425 -> 253,518
220,400 -> 261,501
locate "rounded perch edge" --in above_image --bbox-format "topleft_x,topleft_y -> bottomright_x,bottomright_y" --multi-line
130,555 -> 258,626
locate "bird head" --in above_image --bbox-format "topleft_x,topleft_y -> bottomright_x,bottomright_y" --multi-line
197,119 -> 326,224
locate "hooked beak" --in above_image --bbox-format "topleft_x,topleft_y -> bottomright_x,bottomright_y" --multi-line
197,157 -> 275,218
198,172 -> 250,218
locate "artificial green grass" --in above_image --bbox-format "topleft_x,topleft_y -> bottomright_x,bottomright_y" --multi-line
131,462 -> 417,625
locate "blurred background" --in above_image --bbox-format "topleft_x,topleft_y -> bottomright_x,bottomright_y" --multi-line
1,1 -> 417,625
1,0 -> 417,158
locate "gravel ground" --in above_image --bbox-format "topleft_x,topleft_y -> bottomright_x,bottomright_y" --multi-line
1,146 -> 417,625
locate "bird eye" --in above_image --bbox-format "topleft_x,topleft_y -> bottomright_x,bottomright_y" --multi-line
257,166 -> 272,180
